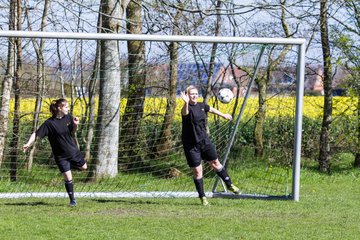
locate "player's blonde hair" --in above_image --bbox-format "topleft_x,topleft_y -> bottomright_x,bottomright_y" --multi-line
185,85 -> 198,94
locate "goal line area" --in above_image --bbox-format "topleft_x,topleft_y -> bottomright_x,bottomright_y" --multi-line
0,31 -> 305,201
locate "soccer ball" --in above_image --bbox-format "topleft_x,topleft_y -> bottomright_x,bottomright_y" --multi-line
217,88 -> 234,104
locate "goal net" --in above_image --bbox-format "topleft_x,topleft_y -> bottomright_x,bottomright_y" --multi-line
0,31 -> 305,201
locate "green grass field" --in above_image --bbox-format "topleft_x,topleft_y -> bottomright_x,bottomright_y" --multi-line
0,156 -> 359,240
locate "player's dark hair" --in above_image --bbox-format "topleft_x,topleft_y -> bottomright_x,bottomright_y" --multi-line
50,98 -> 68,116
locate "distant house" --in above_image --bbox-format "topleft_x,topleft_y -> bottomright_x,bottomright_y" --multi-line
145,63 -> 231,97
217,66 -> 250,97
172,63 -> 250,97
304,66 -> 325,95
176,63 -> 223,96
263,65 -> 349,96
304,65 -> 349,96
269,70 -> 296,94
140,63 -> 350,97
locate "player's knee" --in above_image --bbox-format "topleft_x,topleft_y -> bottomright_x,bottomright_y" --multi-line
80,163 -> 88,170
192,167 -> 202,178
209,159 -> 222,169
194,172 -> 202,179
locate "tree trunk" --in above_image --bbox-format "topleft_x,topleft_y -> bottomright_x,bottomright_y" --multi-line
10,65 -> 20,181
84,4 -> 103,168
354,84 -> 360,168
56,39 -> 66,98
203,0 -> 222,102
0,0 -> 16,167
254,77 -> 266,157
154,41 -> 178,156
25,0 -> 50,171
355,153 -> 360,168
120,0 -> 146,166
10,0 -> 22,181
252,1 -> 291,158
85,5 -> 102,180
95,40 -> 120,178
152,7 -> 182,158
318,0 -> 333,173
93,0 -> 130,178
83,44 -> 100,180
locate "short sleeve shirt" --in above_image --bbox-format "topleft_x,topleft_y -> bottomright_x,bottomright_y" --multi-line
181,102 -> 210,146
36,114 -> 81,161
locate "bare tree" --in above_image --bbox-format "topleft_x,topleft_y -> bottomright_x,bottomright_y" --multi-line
9,0 -> 22,181
0,0 -> 16,167
253,0 -> 293,157
24,0 -> 50,171
318,0 -> 333,173
84,40 -> 101,178
84,4 -> 102,166
56,39 -> 66,98
203,0 -> 223,102
152,5 -> 182,158
331,0 -> 360,168
119,0 -> 147,165
92,0 -> 130,179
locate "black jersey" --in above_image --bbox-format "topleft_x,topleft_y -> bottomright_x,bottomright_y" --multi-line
181,102 -> 210,146
36,114 -> 81,161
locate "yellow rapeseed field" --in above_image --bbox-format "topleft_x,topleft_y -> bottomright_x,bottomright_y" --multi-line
11,96 -> 358,123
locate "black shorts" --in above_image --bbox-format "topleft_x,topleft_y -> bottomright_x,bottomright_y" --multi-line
183,138 -> 218,168
55,152 -> 86,173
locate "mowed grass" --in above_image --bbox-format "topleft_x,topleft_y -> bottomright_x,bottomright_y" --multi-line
0,157 -> 359,240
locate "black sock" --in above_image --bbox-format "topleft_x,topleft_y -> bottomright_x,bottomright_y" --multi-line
193,178 -> 205,198
64,180 -> 75,201
216,168 -> 232,187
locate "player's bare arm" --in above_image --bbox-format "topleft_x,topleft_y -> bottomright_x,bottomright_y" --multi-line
72,116 -> 79,134
22,132 -> 37,152
209,107 -> 233,121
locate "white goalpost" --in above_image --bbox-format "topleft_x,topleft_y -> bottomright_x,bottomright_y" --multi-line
0,31 -> 306,201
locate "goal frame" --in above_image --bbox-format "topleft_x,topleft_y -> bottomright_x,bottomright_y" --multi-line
0,30 -> 306,201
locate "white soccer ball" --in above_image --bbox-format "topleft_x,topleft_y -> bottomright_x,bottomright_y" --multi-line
217,88 -> 234,104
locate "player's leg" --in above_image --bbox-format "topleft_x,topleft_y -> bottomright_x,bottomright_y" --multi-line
66,155 -> 87,206
208,159 -> 241,195
71,152 -> 87,171
201,139 -> 241,195
192,166 -> 208,206
63,170 -> 77,207
57,159 -> 77,207
184,145 -> 208,206
78,162 -> 87,170
192,165 -> 208,204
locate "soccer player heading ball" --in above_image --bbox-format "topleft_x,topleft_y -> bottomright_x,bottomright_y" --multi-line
180,85 -> 241,206
22,98 -> 87,207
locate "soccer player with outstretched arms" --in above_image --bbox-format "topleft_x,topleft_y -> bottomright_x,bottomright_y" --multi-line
180,85 -> 241,206
23,98 -> 87,207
